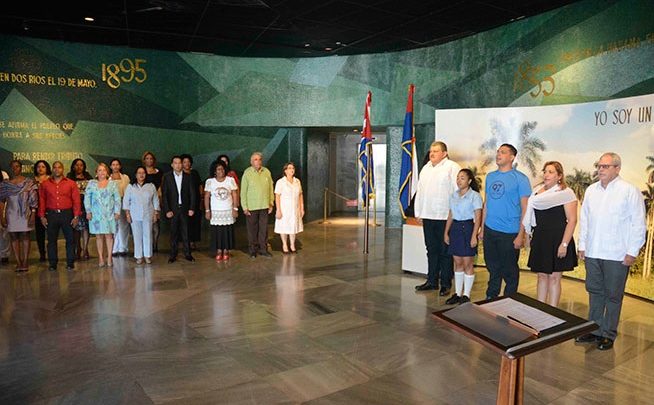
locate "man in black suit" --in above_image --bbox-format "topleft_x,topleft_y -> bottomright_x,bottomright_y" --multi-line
161,156 -> 197,263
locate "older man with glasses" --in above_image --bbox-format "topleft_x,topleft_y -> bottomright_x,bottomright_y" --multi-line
575,152 -> 646,350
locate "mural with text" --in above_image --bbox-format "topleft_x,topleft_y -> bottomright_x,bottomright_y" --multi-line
436,93 -> 654,299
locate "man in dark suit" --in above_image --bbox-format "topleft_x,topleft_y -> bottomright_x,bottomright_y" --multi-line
161,156 -> 197,263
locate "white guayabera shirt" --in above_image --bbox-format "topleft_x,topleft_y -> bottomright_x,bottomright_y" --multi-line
578,176 -> 646,261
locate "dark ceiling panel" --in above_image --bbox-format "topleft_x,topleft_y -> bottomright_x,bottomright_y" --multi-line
0,0 -> 579,57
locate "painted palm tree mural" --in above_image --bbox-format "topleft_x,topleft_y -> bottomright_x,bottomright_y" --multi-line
517,121 -> 546,177
645,155 -> 654,278
479,119 -> 545,177
479,119 -> 504,169
647,155 -> 654,183
566,168 -> 593,201
643,181 -> 654,279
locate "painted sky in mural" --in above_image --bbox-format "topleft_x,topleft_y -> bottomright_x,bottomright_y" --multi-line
435,93 -> 654,189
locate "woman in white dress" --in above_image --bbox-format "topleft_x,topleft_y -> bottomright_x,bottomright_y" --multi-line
274,162 -> 304,253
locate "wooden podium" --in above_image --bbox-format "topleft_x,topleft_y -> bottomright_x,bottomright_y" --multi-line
433,293 -> 597,405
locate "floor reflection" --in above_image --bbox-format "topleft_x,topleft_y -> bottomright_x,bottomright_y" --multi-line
275,254 -> 303,328
0,221 -> 652,404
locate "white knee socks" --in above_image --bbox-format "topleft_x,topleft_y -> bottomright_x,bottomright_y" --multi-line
463,274 -> 475,297
454,272 -> 464,296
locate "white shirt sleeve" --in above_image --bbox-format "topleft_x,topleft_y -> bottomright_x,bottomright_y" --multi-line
578,189 -> 590,252
123,185 -> 132,211
626,186 -> 647,257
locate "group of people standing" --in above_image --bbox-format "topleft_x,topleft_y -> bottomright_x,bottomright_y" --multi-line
413,141 -> 646,350
0,150 -> 305,271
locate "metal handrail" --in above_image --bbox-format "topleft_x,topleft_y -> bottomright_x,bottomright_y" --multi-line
319,187 -> 379,226
320,187 -> 356,223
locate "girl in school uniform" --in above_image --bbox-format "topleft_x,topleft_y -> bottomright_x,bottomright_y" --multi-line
443,168 -> 483,304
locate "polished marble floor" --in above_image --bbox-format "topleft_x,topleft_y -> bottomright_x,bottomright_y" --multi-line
1,218 -> 653,404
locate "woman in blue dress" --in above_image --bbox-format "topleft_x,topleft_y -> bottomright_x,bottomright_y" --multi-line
85,163 -> 121,267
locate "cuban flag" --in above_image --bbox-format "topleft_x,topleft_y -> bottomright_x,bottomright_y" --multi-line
358,91 -> 374,207
398,84 -> 419,218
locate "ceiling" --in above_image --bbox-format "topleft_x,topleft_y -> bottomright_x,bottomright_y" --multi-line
0,0 -> 578,58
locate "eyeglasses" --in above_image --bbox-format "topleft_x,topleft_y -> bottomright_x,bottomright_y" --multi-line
597,164 -> 618,170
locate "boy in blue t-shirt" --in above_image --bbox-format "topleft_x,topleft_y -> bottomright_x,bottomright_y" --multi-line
480,143 -> 531,298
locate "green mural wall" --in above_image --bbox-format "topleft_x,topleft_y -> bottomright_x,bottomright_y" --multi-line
0,0 -> 653,221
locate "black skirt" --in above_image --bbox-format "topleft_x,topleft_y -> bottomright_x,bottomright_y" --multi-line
448,219 -> 477,257
527,205 -> 578,274
209,224 -> 235,251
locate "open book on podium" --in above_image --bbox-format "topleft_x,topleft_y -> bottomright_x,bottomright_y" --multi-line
434,293 -> 597,358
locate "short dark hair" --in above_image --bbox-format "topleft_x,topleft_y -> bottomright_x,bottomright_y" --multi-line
109,158 -> 123,173
217,154 -> 231,172
500,143 -> 518,157
67,158 -> 92,180
431,141 -> 448,152
170,155 -> 182,164
131,166 -> 147,184
281,162 -> 297,179
33,160 -> 51,176
209,159 -> 227,178
180,154 -> 193,165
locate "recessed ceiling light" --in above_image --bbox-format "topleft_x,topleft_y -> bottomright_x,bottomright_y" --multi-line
325,47 -> 332,51
84,17 -> 95,22
336,41 -> 342,45
353,129 -> 359,132
304,43 -> 310,47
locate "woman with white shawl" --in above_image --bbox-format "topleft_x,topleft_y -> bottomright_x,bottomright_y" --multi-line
523,161 -> 578,306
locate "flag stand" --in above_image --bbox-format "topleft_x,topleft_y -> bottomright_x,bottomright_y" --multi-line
363,142 -> 371,254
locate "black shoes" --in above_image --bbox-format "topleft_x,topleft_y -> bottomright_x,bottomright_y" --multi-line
597,337 -> 614,350
445,294 -> 471,305
445,294 -> 460,305
48,266 -> 57,271
415,282 -> 437,291
66,264 -> 74,270
259,251 -> 272,258
168,257 -> 177,263
574,333 -> 614,350
185,255 -> 195,262
575,333 -> 600,343
0,257 -> 8,264
249,253 -> 257,259
439,287 -> 451,296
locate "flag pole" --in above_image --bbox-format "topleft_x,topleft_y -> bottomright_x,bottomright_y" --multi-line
363,141 -> 371,254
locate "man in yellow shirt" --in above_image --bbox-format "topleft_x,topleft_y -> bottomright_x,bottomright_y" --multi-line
240,152 -> 274,258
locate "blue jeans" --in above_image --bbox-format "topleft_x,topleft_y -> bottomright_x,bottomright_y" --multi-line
422,219 -> 453,288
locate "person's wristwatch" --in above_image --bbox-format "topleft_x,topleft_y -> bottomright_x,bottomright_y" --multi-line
233,207 -> 238,211
561,242 -> 568,248
205,209 -> 210,213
